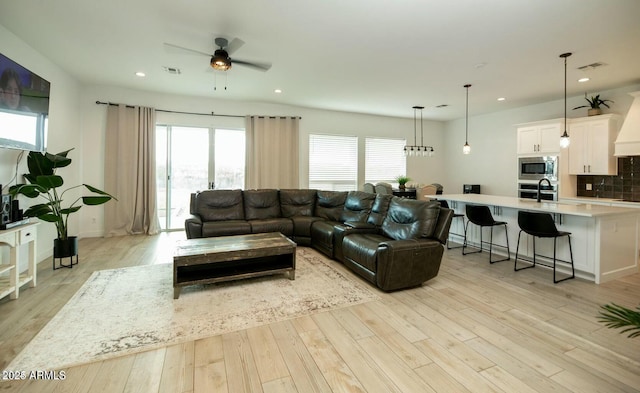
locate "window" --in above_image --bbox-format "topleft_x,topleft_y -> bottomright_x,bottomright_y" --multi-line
156,125 -> 245,230
365,137 -> 406,186
309,134 -> 358,191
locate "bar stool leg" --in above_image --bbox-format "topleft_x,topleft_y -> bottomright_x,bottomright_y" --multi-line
462,220 -> 482,256
489,223 -> 509,264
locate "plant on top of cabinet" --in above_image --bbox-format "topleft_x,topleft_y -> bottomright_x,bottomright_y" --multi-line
573,93 -> 614,116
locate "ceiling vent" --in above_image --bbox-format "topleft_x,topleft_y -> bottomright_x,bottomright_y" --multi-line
436,104 -> 449,108
576,62 -> 607,71
163,66 -> 181,75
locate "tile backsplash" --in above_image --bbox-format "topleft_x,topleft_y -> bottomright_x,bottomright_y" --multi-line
576,156 -> 640,201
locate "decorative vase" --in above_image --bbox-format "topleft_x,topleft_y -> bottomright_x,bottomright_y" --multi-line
588,108 -> 602,116
54,236 -> 78,258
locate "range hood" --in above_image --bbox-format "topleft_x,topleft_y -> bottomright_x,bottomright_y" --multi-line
614,91 -> 640,157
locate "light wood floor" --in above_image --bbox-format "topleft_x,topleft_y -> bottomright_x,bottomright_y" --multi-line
1,233 -> 639,392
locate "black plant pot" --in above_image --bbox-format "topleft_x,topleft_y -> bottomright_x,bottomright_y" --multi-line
53,237 -> 79,269
54,236 -> 78,258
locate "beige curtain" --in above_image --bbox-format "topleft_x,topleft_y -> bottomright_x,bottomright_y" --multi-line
104,104 -> 160,236
245,116 -> 300,189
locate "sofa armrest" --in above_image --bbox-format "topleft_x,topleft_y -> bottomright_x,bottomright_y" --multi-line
376,238 -> 444,291
433,207 -> 454,245
344,221 -> 378,230
185,215 -> 203,239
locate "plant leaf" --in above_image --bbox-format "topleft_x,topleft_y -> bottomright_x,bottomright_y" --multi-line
60,206 -> 82,214
38,213 -> 61,222
36,175 -> 63,190
27,151 -> 54,176
8,184 -> 44,198
23,204 -> 53,217
45,149 -> 73,168
82,196 -> 112,205
83,184 -> 117,200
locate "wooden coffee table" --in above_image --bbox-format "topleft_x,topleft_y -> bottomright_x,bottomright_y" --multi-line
173,232 -> 296,299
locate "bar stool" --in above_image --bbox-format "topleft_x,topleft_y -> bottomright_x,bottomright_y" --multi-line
515,211 -> 575,283
438,200 -> 464,249
462,204 -> 510,263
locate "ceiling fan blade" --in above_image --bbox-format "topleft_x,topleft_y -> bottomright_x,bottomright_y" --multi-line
225,38 -> 245,54
232,59 -> 272,72
163,42 -> 211,57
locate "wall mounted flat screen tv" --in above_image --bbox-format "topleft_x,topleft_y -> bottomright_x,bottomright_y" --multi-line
0,52 -> 50,152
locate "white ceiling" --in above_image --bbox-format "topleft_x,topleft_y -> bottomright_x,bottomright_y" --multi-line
1,0 -> 640,120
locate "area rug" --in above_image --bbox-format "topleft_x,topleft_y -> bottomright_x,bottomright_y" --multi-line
9,247 -> 379,370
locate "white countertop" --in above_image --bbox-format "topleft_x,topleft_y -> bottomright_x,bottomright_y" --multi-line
560,196 -> 640,207
436,194 -> 639,217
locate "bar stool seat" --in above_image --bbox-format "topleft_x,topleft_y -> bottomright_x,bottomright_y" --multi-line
515,211 -> 575,283
438,200 -> 464,249
462,204 -> 510,263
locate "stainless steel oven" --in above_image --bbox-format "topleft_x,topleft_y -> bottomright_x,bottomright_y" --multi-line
518,182 -> 557,201
518,156 -> 558,181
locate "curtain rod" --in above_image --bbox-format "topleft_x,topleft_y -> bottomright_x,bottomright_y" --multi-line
95,101 -> 301,119
95,100 -> 243,118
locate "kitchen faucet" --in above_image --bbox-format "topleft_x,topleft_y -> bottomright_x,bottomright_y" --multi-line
537,178 -> 551,203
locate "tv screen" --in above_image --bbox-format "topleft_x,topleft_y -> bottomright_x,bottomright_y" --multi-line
0,53 -> 50,152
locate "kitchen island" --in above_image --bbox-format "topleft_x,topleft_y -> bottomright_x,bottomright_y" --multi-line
437,194 -> 640,283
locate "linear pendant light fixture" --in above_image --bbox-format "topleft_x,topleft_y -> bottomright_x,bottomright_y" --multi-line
403,106 -> 434,157
560,52 -> 572,149
463,84 -> 472,154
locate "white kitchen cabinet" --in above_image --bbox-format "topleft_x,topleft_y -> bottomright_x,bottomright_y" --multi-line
568,114 -> 620,175
516,120 -> 561,155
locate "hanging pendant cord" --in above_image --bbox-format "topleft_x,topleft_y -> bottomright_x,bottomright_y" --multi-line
464,84 -> 471,143
413,107 -> 417,146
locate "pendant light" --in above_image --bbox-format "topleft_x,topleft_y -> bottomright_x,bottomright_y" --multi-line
403,106 -> 434,157
463,84 -> 472,154
559,52 -> 572,148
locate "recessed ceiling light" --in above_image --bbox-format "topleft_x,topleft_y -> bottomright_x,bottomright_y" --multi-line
497,97 -> 506,101
274,89 -> 282,94
578,77 -> 590,83
135,71 -> 146,77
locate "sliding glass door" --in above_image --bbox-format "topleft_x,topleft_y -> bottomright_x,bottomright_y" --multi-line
156,125 -> 245,230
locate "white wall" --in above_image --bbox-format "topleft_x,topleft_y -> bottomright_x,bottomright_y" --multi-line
441,83 -> 640,196
0,24 -> 82,264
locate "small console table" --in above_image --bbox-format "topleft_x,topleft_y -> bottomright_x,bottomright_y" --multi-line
0,222 -> 38,301
392,189 -> 417,199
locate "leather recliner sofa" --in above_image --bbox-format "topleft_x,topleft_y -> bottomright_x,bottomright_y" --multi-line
185,188 -> 453,291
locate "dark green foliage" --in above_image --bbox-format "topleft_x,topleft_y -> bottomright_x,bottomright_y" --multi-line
9,149 -> 116,240
573,93 -> 614,110
598,303 -> 640,338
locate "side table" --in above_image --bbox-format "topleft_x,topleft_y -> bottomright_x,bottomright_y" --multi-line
0,222 -> 38,301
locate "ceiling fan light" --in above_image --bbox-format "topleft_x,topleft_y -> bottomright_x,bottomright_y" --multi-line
211,50 -> 232,71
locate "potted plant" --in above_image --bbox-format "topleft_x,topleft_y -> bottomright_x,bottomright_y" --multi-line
573,93 -> 614,116
395,175 -> 411,190
9,149 -> 116,262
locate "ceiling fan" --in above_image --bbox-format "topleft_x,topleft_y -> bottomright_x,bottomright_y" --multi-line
164,37 -> 272,72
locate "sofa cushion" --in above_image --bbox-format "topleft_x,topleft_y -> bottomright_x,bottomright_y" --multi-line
291,215 -> 324,237
243,189 -> 281,220
249,218 -> 294,236
315,191 -> 348,221
195,190 -> 245,221
202,220 -> 251,237
367,194 -> 393,226
340,191 -> 376,222
280,189 -> 317,217
381,198 -> 441,241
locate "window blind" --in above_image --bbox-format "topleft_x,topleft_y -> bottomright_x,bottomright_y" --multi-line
309,134 -> 358,191
365,137 -> 407,185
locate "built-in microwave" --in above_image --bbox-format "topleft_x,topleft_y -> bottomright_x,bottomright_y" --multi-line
518,156 -> 558,181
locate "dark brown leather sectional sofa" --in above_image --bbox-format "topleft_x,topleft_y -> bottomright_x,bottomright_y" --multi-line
185,189 -> 453,291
